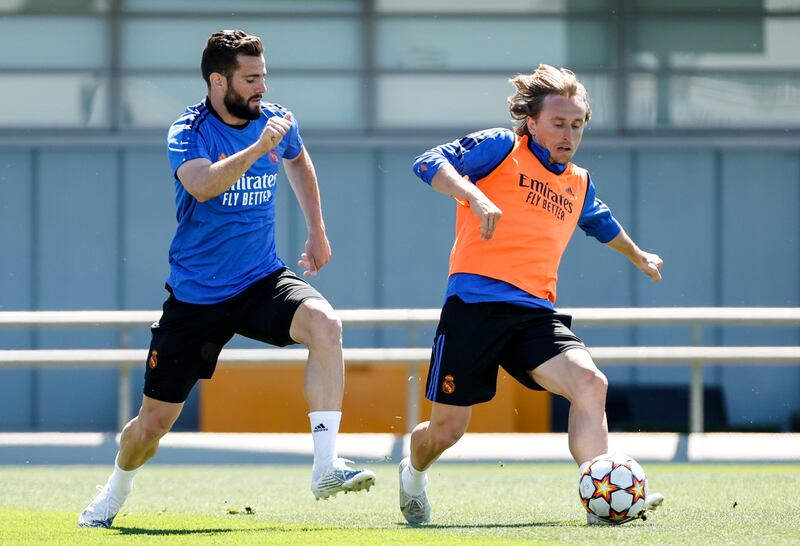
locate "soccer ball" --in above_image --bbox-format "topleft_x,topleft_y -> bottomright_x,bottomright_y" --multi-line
579,453 -> 648,524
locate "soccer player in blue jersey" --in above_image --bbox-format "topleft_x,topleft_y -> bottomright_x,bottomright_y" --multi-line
78,30 -> 374,529
397,65 -> 664,525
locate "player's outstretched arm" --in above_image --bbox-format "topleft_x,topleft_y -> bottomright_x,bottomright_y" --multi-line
284,147 -> 331,277
430,164 -> 502,240
605,228 -> 663,281
177,113 -> 293,202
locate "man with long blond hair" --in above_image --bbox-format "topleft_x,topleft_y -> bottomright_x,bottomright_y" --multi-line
399,64 -> 664,526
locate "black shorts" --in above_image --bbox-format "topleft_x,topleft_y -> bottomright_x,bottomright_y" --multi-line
144,268 -> 323,403
425,296 -> 586,406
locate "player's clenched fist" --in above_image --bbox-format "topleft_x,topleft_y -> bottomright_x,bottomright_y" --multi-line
258,111 -> 293,152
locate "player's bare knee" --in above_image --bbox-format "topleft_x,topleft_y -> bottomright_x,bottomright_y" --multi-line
430,426 -> 464,451
138,424 -> 168,445
593,368 -> 608,396
429,417 -> 467,450
572,366 -> 607,406
138,413 -> 173,444
304,305 -> 342,350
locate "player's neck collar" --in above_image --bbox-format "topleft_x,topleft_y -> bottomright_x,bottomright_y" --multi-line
204,97 -> 251,130
525,135 -> 567,175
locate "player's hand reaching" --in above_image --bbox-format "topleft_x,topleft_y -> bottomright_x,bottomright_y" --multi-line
258,111 -> 293,153
298,229 -> 332,277
637,251 -> 663,282
467,192 -> 503,240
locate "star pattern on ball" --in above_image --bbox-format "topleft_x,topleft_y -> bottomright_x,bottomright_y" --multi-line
591,474 -> 619,502
608,508 -> 630,523
631,476 -> 646,504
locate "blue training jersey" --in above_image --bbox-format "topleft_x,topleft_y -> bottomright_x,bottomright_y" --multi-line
165,99 -> 303,304
412,128 -> 622,310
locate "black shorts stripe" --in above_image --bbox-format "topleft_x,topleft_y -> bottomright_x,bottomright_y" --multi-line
427,333 -> 446,401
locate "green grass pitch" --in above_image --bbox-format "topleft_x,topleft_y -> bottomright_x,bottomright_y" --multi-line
1,463 -> 798,545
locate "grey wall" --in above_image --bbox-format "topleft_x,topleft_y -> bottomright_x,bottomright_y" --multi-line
1,143 -> 798,431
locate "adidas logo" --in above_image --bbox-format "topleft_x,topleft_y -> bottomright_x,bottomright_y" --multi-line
313,423 -> 328,433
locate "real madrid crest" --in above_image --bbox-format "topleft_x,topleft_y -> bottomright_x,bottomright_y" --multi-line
442,374 -> 455,394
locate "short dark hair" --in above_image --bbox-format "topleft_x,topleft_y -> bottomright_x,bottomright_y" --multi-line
201,29 -> 264,86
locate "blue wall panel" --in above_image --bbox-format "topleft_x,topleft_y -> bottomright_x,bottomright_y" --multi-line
719,151 -> 800,430
630,151 -> 718,385
0,370 -> 34,430
634,150 -> 717,309
0,151 -> 34,315
379,149 -> 455,308
292,150 -> 377,310
720,151 -> 799,306
122,150 -> 174,311
376,149 -> 453,347
0,150 -> 34,345
0,152 -> 36,428
36,151 -> 119,313
34,151 -> 119,430
289,150 -> 379,348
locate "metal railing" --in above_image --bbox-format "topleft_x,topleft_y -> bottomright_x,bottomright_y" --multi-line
1,308 -> 799,433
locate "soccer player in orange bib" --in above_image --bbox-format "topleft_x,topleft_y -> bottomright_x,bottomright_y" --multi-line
398,64 -> 664,525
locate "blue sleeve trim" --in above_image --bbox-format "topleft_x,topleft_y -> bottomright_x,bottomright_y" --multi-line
577,174 -> 622,243
412,128 -> 515,185
282,115 -> 303,160
167,115 -> 212,180
281,107 -> 304,160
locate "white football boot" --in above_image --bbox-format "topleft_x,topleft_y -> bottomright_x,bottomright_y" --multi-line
398,457 -> 431,524
640,492 -> 665,519
310,458 -> 376,500
77,484 -> 129,528
586,491 -> 665,525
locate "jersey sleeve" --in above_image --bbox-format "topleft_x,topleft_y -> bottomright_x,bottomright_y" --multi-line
281,112 -> 304,160
167,115 -> 213,178
412,128 -> 515,185
577,174 -> 622,243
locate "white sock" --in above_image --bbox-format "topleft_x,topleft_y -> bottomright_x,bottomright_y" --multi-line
309,411 -> 341,478
107,453 -> 138,497
401,460 -> 429,496
578,461 -> 591,475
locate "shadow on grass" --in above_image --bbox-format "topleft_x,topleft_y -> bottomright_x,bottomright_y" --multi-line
399,521 -> 570,529
114,521 -> 573,536
113,524 -> 328,536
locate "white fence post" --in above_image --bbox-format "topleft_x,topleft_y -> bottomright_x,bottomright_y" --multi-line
690,324 -> 704,434
117,366 -> 132,432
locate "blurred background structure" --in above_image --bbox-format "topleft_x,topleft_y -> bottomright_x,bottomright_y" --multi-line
0,0 -> 798,434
